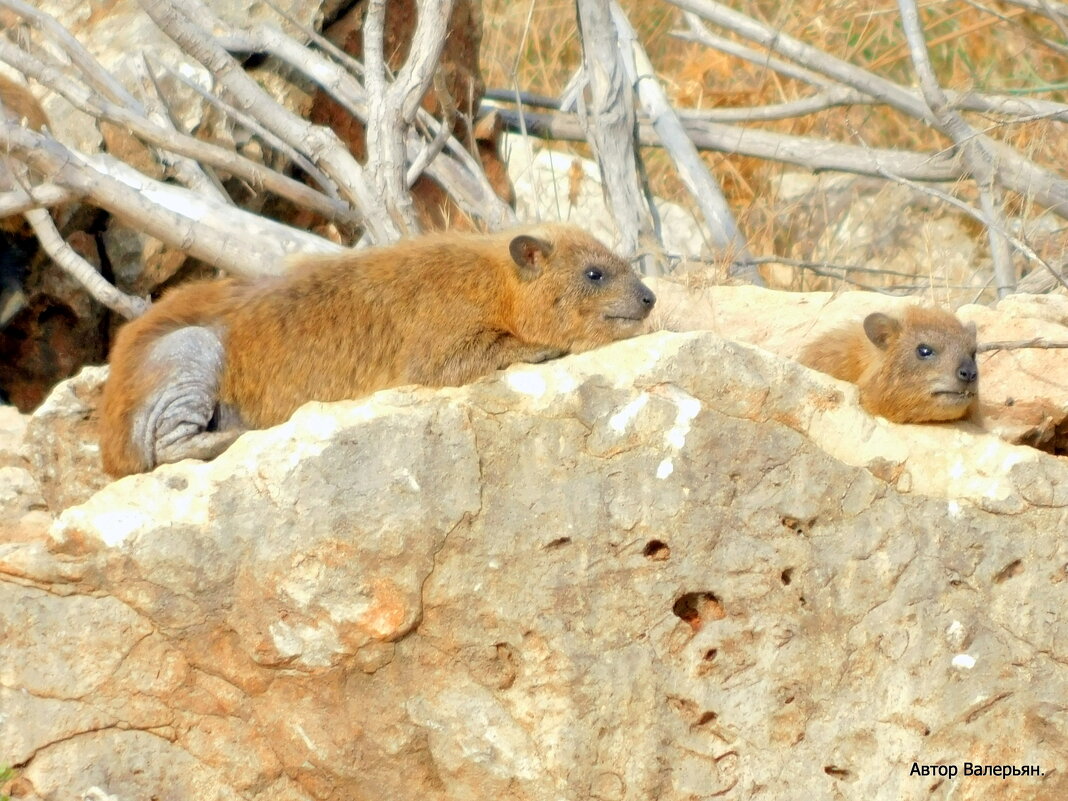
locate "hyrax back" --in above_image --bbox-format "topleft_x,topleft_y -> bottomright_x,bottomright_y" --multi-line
100,224 -> 655,476
799,306 -> 978,423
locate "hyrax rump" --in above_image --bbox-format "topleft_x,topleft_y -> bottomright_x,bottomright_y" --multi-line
100,224 -> 656,476
799,306 -> 978,424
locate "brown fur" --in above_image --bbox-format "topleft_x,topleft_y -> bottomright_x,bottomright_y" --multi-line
100,224 -> 655,476
800,306 -> 978,423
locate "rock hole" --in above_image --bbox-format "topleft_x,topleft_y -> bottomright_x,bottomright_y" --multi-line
643,539 -> 670,560
545,537 -> 571,550
780,568 -> 794,586
784,695 -> 794,705
1016,413 -> 1068,457
695,711 -> 717,727
703,648 -> 718,662
993,558 -> 1023,584
922,726 -> 931,737
824,765 -> 850,780
780,516 -> 810,535
672,592 -> 725,631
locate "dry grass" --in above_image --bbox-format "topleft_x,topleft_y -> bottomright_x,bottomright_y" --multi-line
480,0 -> 1068,298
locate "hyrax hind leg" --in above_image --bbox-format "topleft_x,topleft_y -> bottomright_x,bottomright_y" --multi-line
132,326 -> 245,469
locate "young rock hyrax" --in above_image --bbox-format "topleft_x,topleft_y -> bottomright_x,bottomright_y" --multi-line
100,224 -> 656,476
799,306 -> 978,423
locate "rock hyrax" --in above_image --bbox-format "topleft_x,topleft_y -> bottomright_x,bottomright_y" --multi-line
800,306 -> 978,423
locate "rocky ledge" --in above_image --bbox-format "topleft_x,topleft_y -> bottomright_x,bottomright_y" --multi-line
1,324 -> 1067,801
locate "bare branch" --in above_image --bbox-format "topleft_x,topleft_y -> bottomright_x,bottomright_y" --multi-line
151,58 -> 338,200
670,0 -> 1068,222
0,0 -> 138,108
978,338 -> 1068,352
576,0 -> 664,274
0,138 -> 148,317
134,56 -> 229,202
0,36 -> 355,225
362,0 -> 410,230
164,0 -> 512,230
732,255 -> 986,293
897,0 -> 1015,296
871,162 -> 1068,291
668,0 -> 935,121
140,0 -> 395,241
24,207 -> 150,318
675,13 -> 837,89
3,120 -> 343,276
406,109 -> 453,188
493,105 -> 963,181
1000,0 -> 1068,18
609,0 -> 751,275
0,183 -> 77,216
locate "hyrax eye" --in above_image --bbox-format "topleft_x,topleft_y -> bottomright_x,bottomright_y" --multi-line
585,267 -> 605,282
916,344 -> 934,359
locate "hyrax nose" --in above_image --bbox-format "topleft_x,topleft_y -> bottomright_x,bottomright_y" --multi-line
957,357 -> 978,384
639,285 -> 656,310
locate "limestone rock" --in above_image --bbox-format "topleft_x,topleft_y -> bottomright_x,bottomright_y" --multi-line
0,404 -> 27,466
21,365 -> 109,513
2,331 -> 1067,801
765,173 -> 984,302
0,404 -> 49,545
962,299 -> 1068,454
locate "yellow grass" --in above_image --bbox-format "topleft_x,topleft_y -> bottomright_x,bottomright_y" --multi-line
480,0 -> 1068,296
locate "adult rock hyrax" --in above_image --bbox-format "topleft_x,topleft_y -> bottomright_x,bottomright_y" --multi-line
799,306 -> 978,423
100,223 -> 656,476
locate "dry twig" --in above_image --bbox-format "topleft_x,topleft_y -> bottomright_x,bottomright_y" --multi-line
979,338 -> 1068,352
608,0 -> 752,278
897,0 -> 1016,296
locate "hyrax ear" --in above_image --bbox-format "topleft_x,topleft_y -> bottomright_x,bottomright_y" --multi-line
863,312 -> 901,350
509,235 -> 553,281
965,320 -> 978,341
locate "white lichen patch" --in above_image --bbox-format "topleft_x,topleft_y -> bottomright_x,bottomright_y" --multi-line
504,362 -> 580,401
659,386 -> 702,450
608,393 -> 650,434
951,653 -> 976,670
290,405 -> 346,439
505,369 -> 548,399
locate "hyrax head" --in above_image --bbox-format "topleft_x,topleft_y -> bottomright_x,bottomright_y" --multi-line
863,307 -> 978,422
506,225 -> 656,351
